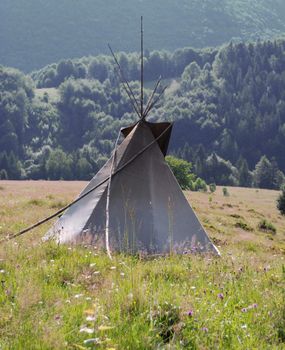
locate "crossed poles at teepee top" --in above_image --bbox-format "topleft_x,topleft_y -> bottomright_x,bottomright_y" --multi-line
108,16 -> 168,122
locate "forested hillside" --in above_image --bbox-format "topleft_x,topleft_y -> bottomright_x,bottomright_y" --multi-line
1,0 -> 285,71
1,39 -> 285,189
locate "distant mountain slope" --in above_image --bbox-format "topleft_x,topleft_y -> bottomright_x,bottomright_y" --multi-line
1,0 -> 285,71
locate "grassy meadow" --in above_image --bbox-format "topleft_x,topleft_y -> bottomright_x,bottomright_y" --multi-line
0,181 -> 284,349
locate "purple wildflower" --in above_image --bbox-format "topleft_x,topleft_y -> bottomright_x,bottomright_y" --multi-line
241,308 -> 247,313
218,293 -> 224,300
187,309 -> 194,317
201,327 -> 208,332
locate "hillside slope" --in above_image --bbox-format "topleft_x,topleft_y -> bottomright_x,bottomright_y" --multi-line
1,0 -> 285,71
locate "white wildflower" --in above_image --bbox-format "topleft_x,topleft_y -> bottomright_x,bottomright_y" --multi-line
74,294 -> 84,299
79,326 -> 94,334
86,315 -> 96,322
83,338 -> 100,345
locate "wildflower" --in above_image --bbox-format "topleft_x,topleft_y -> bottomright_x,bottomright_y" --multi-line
90,263 -> 96,267
83,338 -> 100,345
110,266 -> 116,270
85,297 -> 92,301
241,324 -> 247,329
120,272 -> 125,277
241,308 -> 247,313
0,270 -> 5,274
187,309 -> 194,317
74,294 -> 84,299
86,315 -> 96,322
79,326 -> 94,334
201,327 -> 208,332
218,293 -> 224,300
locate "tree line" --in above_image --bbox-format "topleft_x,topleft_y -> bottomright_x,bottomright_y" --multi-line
1,39 -> 285,190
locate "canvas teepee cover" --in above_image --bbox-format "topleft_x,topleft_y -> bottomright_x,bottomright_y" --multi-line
46,120 -> 219,255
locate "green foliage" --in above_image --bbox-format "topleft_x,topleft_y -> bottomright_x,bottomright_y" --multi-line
209,183 -> 216,193
149,302 -> 180,343
193,177 -> 208,192
258,219 -> 277,234
166,155 -> 194,190
166,155 -> 206,191
2,39 -> 285,185
235,220 -> 253,232
45,149 -> 72,180
0,169 -> 8,180
253,156 -> 284,190
223,187 -> 229,197
277,186 -> 285,215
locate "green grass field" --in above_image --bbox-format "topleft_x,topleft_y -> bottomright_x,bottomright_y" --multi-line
0,181 -> 284,349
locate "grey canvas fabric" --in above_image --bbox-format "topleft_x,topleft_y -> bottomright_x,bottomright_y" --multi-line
46,121 -> 219,255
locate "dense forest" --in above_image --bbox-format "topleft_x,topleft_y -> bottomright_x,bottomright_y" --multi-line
1,0 -> 285,71
1,39 -> 285,190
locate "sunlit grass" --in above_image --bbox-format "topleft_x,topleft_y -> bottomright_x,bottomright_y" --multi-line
0,181 -> 284,349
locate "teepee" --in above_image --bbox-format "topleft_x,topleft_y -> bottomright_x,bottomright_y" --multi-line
46,18 -> 219,255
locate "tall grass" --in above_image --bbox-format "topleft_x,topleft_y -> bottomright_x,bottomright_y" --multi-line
0,183 -> 284,349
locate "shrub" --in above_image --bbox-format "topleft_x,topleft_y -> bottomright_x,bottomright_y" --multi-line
223,187 -> 229,196
166,155 -> 207,191
0,169 -> 8,180
166,155 -> 194,190
258,219 -> 277,234
194,178 -> 207,192
277,186 -> 285,215
235,220 -> 253,231
209,183 -> 216,193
